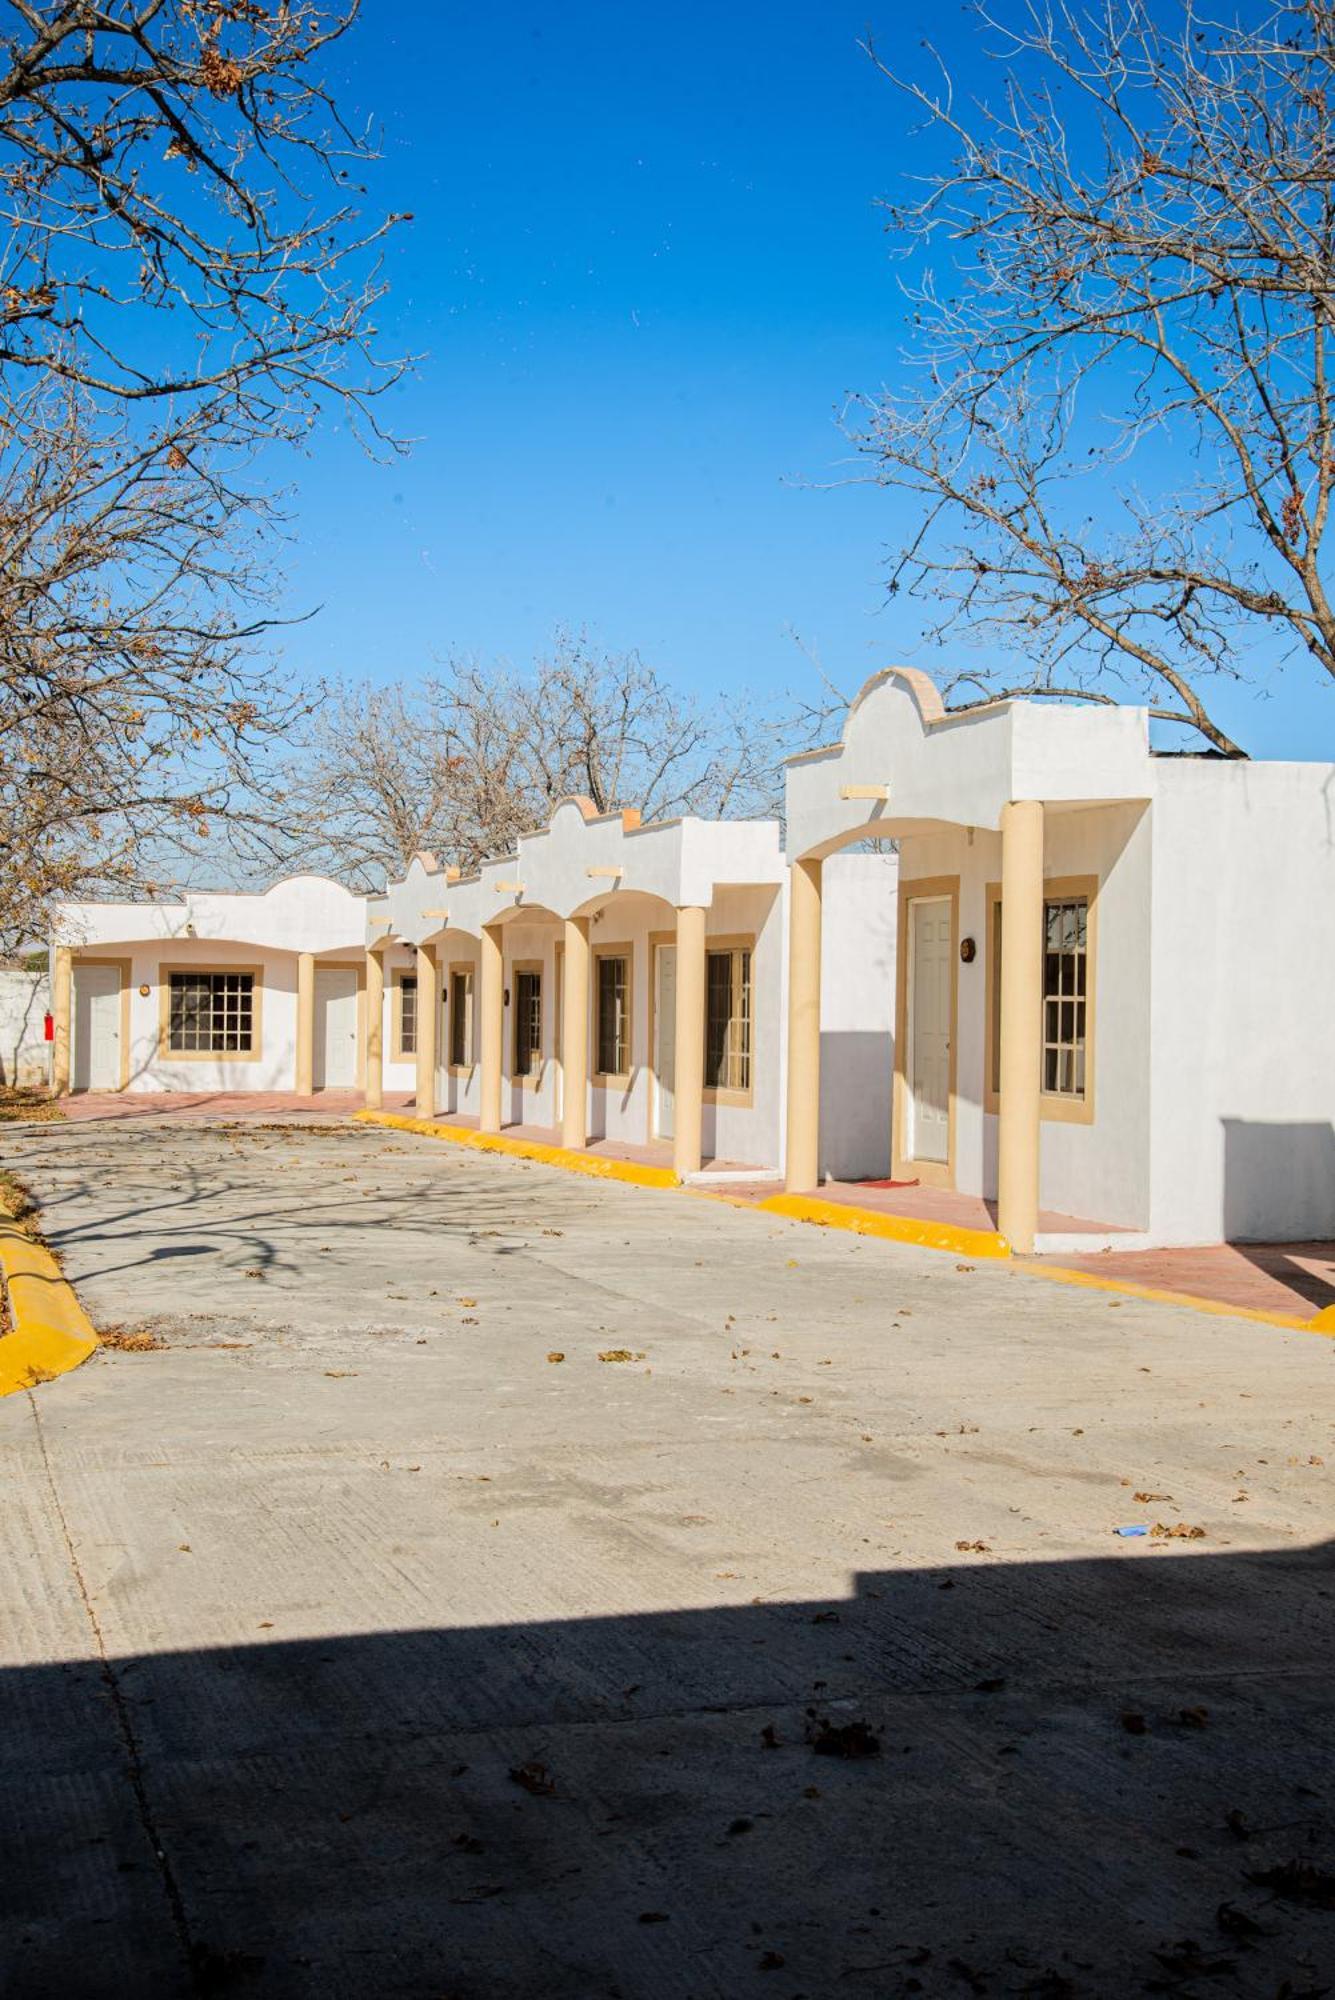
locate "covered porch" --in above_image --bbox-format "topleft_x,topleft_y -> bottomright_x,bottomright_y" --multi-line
365,798 -> 787,1183
782,668 -> 1155,1253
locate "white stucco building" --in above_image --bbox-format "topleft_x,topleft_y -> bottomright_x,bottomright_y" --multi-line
782,667 -> 1335,1250
51,877 -> 369,1095
48,668 -> 1335,1250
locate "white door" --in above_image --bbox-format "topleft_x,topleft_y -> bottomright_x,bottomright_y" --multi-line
908,898 -> 951,1164
72,964 -> 121,1090
654,944 -> 677,1140
314,966 -> 359,1089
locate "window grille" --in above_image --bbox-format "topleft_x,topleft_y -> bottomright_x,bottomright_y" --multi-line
168,972 -> 254,1054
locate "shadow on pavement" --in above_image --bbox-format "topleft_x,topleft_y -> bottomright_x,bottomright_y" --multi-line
4,1539 -> 1334,1998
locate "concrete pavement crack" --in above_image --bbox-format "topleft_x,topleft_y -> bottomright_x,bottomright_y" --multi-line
26,1389 -> 201,1996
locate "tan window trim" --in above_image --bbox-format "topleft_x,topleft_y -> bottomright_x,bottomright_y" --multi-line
158,963 -> 263,1063
984,874 -> 1097,1126
592,944 -> 633,1086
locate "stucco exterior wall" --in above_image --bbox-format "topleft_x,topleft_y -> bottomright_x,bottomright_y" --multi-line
121,940 -> 301,1092
0,969 -> 48,1086
818,852 -> 898,1182
1149,761 -> 1335,1243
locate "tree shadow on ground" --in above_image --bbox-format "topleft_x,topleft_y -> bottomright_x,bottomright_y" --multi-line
3,1539 -> 1334,1999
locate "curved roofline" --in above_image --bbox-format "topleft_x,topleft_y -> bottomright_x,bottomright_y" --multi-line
784,664 -> 1020,768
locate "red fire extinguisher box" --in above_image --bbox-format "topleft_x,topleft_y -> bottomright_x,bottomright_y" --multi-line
43,1011 -> 54,1042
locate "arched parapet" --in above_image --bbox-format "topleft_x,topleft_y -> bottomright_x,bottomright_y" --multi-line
784,665 -> 1153,860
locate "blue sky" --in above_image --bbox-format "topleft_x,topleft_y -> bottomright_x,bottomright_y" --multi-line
274,1 -> 1333,761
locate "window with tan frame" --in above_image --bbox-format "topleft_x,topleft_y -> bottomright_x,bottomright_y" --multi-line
594,949 -> 631,1081
985,876 -> 1097,1124
512,963 -> 543,1079
449,967 -> 475,1069
162,968 -> 260,1059
704,940 -> 753,1100
392,972 -> 418,1060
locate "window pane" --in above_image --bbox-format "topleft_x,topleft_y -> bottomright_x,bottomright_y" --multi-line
515,970 -> 542,1076
597,957 -> 628,1074
168,972 -> 253,1054
705,952 -> 731,1087
1040,899 -> 1088,1098
400,975 -> 417,1056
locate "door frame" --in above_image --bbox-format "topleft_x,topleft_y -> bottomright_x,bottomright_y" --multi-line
647,930 -> 676,1143
891,876 -> 959,1189
71,956 -> 131,1092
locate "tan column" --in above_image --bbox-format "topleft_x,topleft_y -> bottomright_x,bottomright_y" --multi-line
560,916 -> 590,1150
479,922 -> 504,1134
415,943 -> 439,1117
364,947 -> 384,1111
295,951 -> 316,1096
784,857 -> 823,1191
673,905 -> 706,1181
997,799 -> 1044,1255
51,946 -> 72,1095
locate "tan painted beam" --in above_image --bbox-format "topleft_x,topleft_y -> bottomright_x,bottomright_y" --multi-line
561,917 -> 590,1150
838,784 -> 890,801
415,943 -> 440,1117
997,799 -> 1044,1254
672,906 -> 706,1181
364,948 -> 384,1111
784,858 -> 823,1192
295,952 -> 315,1096
479,922 -> 504,1134
51,946 -> 71,1095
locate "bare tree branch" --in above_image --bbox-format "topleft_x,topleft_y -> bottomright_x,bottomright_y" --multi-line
852,0 -> 1335,752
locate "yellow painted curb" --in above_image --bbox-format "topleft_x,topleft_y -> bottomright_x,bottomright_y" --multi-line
756,1191 -> 1011,1261
0,1205 -> 98,1397
355,1110 -> 680,1190
1020,1259 -> 1335,1337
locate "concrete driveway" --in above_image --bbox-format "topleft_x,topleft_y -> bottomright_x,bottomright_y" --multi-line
2,1116 -> 1333,1998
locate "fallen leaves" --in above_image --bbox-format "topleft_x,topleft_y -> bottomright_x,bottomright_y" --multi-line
1151,1521 -> 1206,1540
546,1351 -> 565,1364
508,1761 -> 555,1797
324,1369 -> 357,1379
598,1348 -> 645,1363
805,1713 -> 881,1759
955,1539 -> 990,1553
99,1327 -> 164,1352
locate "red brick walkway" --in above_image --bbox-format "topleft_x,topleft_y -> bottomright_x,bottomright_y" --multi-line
1037,1240 -> 1335,1320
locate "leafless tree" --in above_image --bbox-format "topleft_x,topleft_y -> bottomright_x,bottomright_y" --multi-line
0,0 -> 406,945
287,636 -> 794,886
852,0 -> 1335,754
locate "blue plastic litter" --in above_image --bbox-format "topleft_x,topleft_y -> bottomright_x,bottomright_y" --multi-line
1115,1524 -> 1149,1537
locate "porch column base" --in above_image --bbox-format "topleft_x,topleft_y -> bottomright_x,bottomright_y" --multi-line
672,905 -> 706,1180
997,800 -> 1044,1254
784,857 -> 823,1191
561,917 -> 590,1150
